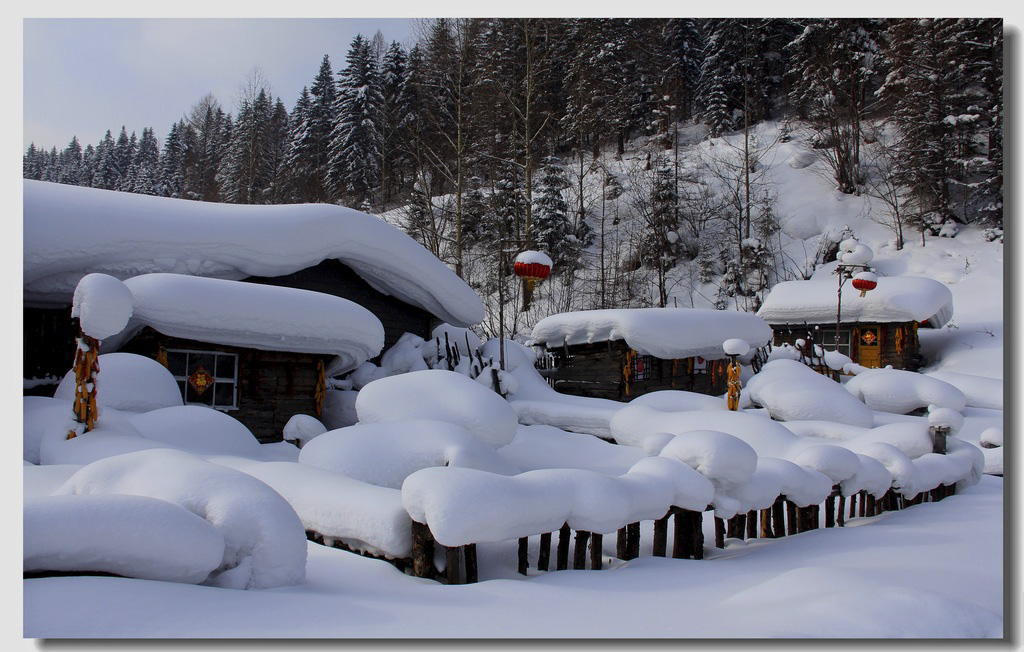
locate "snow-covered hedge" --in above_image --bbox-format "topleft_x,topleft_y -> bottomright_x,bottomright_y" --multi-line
25,494 -> 225,584
297,420 -> 520,489
55,449 -> 307,589
846,368 -> 967,414
54,352 -> 183,414
745,359 -> 874,427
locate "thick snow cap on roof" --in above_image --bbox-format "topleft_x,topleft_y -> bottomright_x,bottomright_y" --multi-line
531,308 -> 772,360
116,274 -> 385,372
23,180 -> 484,327
757,276 -> 953,328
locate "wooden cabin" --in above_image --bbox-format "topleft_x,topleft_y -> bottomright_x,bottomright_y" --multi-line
23,180 -> 484,441
531,308 -> 773,402
756,276 -> 954,371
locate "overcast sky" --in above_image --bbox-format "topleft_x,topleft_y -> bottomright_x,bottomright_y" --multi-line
23,18 -> 417,151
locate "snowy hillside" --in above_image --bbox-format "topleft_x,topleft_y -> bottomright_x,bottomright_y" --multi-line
21,121 -> 1004,640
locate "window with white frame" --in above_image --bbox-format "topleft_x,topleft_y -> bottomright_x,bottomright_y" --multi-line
165,349 -> 238,410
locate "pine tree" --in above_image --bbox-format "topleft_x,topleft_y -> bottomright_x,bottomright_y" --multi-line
533,155 -> 579,272
158,121 -> 188,198
289,55 -> 338,203
329,34 -> 384,208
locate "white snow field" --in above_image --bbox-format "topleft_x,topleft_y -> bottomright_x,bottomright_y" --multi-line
19,124 -> 1005,642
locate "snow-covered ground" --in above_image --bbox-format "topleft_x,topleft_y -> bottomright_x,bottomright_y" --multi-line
14,123 -> 1009,644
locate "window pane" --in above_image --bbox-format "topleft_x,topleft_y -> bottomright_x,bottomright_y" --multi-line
167,352 -> 187,377
214,382 -> 235,407
186,382 -> 214,405
215,354 -> 233,379
189,352 -> 215,376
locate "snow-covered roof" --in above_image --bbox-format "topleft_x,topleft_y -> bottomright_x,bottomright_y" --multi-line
756,276 -> 953,328
23,180 -> 484,327
530,308 -> 773,360
108,274 -> 385,373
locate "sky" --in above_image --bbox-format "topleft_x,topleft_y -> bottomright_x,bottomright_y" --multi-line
23,18 -> 418,151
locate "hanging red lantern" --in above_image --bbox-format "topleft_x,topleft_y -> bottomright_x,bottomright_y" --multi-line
851,271 -> 878,297
513,251 -> 553,290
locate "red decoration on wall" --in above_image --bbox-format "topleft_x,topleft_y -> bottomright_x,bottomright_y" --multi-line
188,366 -> 214,395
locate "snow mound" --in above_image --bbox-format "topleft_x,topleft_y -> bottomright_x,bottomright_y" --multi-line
610,405 -> 799,455
843,454 -> 893,498
792,445 -> 861,484
846,368 -> 967,414
282,414 -> 327,448
924,371 -> 1002,410
24,396 -> 76,465
755,457 -> 835,507
630,390 -> 728,413
115,273 -> 385,374
757,276 -> 953,328
23,463 -> 84,498
745,359 -> 874,427
355,370 -> 518,447
38,409 -> 168,466
298,420 -> 519,489
927,407 -> 965,434
54,352 -> 183,414
659,430 -> 758,490
24,179 -> 484,327
210,456 -> 412,558
127,405 -> 263,456
55,449 -> 307,589
25,494 -> 224,584
980,427 -> 1002,448
497,424 -> 647,476
71,273 -> 133,340
531,308 -> 772,360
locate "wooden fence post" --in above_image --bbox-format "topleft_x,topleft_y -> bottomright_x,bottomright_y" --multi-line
590,533 -> 603,570
537,532 -> 552,571
746,510 -> 758,539
772,497 -> 785,537
714,517 -> 726,548
653,512 -> 669,557
411,521 -> 435,579
573,531 -> 591,569
760,507 -> 773,539
672,508 -> 687,559
616,527 -> 627,559
465,543 -> 478,584
518,537 -> 529,575
446,545 -> 463,585
786,500 -> 798,536
691,510 -> 705,560
556,523 -> 571,570
836,494 -> 846,527
625,522 -> 641,559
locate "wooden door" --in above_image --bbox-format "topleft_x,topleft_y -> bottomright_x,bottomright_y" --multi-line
857,325 -> 881,368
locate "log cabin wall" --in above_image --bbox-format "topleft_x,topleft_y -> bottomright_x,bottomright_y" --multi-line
770,321 -> 922,370
547,341 -> 727,401
23,307 -> 78,389
244,259 -> 436,354
120,328 -> 327,443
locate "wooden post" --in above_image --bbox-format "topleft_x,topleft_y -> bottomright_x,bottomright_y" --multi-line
672,508 -> 687,559
714,517 -> 726,548
825,495 -> 836,528
760,507 -> 773,539
691,510 -> 704,560
518,537 -> 529,575
590,533 -> 603,570
772,497 -> 785,538
556,523 -> 571,570
837,494 -> 846,527
859,490 -> 867,517
411,521 -> 435,579
537,532 -> 552,572
746,510 -> 758,539
786,500 -> 798,536
464,543 -> 478,584
616,527 -> 627,559
573,531 -> 591,569
931,424 -> 949,454
446,545 -> 463,585
653,513 -> 669,557
626,522 -> 640,559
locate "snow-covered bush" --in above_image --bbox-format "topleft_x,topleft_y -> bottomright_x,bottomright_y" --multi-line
745,359 -> 874,427
54,352 -> 183,413
55,449 -> 307,589
25,494 -> 224,584
355,369 -> 518,447
846,368 -> 966,414
282,414 -> 327,448
297,420 -> 519,488
127,405 -> 264,456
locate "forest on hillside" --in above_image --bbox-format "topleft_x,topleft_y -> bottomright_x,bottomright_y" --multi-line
24,18 -> 1003,326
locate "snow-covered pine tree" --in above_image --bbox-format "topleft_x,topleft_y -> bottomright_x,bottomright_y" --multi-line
289,55 -> 337,203
127,127 -> 160,195
157,121 -> 188,198
329,34 -> 384,209
533,155 -> 583,273
112,127 -> 136,191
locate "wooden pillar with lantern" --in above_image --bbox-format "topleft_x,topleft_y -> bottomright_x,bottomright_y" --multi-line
67,328 -> 100,439
513,250 -> 553,314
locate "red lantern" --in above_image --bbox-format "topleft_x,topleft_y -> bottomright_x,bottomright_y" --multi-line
851,271 -> 878,297
513,251 -> 552,290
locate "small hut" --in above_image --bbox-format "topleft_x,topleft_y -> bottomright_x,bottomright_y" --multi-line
530,308 -> 772,401
756,276 -> 953,371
